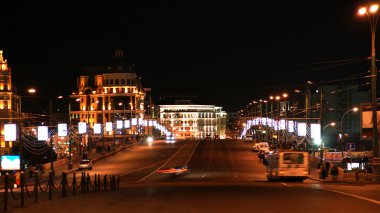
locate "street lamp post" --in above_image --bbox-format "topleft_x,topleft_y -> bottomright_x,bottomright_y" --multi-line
340,107 -> 359,157
320,122 -> 336,162
358,3 -> 380,181
119,102 -> 126,145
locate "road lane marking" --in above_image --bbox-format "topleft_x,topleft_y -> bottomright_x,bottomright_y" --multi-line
136,141 -> 191,182
281,183 -> 292,187
325,188 -> 380,205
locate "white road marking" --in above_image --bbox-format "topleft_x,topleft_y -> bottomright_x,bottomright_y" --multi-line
281,183 -> 292,187
325,188 -> 380,205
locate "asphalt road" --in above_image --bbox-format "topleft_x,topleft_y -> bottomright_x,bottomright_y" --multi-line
4,139 -> 380,213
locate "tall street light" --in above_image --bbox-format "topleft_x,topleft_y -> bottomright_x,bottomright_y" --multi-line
359,3 -> 380,181
320,122 -> 336,162
339,107 -> 359,157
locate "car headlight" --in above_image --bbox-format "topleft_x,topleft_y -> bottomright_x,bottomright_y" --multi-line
147,136 -> 153,143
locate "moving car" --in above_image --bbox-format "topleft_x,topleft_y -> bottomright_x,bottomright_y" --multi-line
252,142 -> 270,152
157,165 -> 189,175
79,159 -> 93,170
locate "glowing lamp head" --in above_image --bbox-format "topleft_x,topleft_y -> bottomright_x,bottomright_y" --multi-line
269,96 -> 274,100
353,107 -> 359,112
275,96 -> 280,100
28,88 -> 36,94
370,4 -> 379,13
282,93 -> 288,98
359,7 -> 367,15
331,122 -> 336,127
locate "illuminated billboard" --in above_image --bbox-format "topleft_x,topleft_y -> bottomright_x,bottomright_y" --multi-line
297,123 -> 306,136
106,122 -> 113,132
38,126 -> 49,141
58,123 -> 67,137
1,155 -> 20,171
4,123 -> 17,141
78,122 -> 87,134
94,123 -> 102,134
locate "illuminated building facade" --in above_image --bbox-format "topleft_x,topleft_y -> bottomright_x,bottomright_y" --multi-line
69,47 -> 146,136
0,50 -> 20,154
159,104 -> 227,139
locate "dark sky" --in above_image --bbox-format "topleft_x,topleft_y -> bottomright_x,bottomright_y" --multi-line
0,0 -> 375,112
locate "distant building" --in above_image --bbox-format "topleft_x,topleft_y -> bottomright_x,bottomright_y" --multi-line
310,84 -> 370,150
159,100 -> 227,139
69,46 -> 146,138
0,50 -> 20,154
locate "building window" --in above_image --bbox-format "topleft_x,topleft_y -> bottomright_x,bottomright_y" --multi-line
121,79 -> 125,84
116,88 -> 120,93
110,79 -> 114,85
127,79 -> 131,85
115,79 -> 119,85
105,80 -> 108,85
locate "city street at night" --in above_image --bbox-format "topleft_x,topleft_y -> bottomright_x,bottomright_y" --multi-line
5,139 -> 380,213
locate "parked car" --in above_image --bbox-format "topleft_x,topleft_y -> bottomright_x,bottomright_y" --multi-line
79,159 -> 93,170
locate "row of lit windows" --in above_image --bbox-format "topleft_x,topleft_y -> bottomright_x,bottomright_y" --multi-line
162,113 -> 215,119
104,79 -> 135,86
103,87 -> 136,94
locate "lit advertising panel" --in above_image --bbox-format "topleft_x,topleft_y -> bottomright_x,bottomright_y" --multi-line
116,120 -> 123,129
297,123 -> 306,136
310,123 -> 321,139
4,124 -> 17,141
94,123 -> 101,134
58,123 -> 67,137
106,122 -> 113,132
38,126 -> 49,141
124,120 -> 131,128
288,121 -> 294,133
78,122 -> 87,134
1,155 -> 20,171
132,118 -> 137,125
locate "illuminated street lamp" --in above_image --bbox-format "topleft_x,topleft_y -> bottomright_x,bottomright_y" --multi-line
320,122 -> 336,161
358,3 -> 380,181
339,107 -> 359,156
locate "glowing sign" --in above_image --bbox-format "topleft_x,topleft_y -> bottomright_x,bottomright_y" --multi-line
124,120 -> 131,128
78,122 -> 87,134
4,124 -> 17,141
106,122 -> 113,132
116,120 -> 123,129
1,155 -> 20,171
132,118 -> 137,125
310,123 -> 321,139
297,123 -> 306,136
58,123 -> 67,137
94,123 -> 102,134
38,126 -> 49,141
279,119 -> 286,130
288,121 -> 294,133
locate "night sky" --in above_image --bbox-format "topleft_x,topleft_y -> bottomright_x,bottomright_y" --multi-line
0,1 -> 375,112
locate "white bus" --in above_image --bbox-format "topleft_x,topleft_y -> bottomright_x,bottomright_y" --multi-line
266,151 -> 309,182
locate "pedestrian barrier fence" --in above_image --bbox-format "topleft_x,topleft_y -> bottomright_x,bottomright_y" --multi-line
0,170 -> 120,212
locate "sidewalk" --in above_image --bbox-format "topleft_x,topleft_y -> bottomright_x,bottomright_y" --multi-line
25,142 -> 136,181
308,163 -> 375,184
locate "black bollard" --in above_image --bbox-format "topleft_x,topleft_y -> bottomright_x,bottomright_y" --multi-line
49,171 -> 53,200
94,174 -> 97,192
86,173 -> 90,193
34,171 -> 39,203
72,172 -> 76,195
62,172 -> 67,198
103,175 -> 107,192
98,174 -> 101,192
